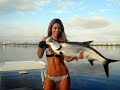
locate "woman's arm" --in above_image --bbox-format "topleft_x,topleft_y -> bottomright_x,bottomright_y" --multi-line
64,55 -> 78,62
37,47 -> 45,59
64,50 -> 84,62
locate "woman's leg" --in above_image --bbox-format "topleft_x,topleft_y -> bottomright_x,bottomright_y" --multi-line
59,75 -> 70,90
44,77 -> 56,90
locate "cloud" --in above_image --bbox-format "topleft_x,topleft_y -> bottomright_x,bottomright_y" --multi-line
53,9 -> 65,14
63,16 -> 120,42
0,0 -> 51,14
0,21 -> 47,39
88,8 -> 111,16
0,0 -> 8,4
58,0 -> 84,8
106,0 -> 120,5
53,1 -> 85,14
34,0 -> 51,6
0,21 -> 47,42
64,16 -> 111,29
99,23 -> 120,36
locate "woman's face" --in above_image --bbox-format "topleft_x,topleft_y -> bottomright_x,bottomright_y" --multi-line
51,23 -> 61,38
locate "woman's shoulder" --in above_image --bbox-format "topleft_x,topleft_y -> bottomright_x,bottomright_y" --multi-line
42,36 -> 49,41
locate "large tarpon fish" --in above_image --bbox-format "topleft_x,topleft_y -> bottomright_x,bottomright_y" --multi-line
46,37 -> 119,77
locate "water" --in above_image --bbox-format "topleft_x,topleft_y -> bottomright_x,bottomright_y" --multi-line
0,45 -> 120,90
0,45 -> 39,63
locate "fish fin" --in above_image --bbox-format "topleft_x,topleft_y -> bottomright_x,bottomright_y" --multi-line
87,59 -> 95,66
83,41 -> 94,45
66,41 -> 93,45
107,59 -> 120,63
103,58 -> 119,78
103,63 -> 109,78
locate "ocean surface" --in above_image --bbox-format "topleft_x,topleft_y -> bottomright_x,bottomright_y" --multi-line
0,45 -> 120,90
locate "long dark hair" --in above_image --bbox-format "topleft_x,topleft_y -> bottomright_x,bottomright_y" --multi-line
47,18 -> 67,42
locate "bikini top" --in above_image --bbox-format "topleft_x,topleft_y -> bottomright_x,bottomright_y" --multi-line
45,37 -> 61,57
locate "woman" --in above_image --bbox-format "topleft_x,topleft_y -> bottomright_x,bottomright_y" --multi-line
37,18 -> 83,90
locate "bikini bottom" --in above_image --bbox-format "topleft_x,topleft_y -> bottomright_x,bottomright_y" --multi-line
46,73 -> 68,83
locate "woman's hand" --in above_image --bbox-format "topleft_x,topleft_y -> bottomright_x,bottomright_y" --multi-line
64,50 -> 84,62
62,53 -> 78,62
76,50 -> 84,59
38,37 -> 49,49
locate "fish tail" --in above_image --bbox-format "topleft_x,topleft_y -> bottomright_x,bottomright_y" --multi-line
103,58 -> 119,78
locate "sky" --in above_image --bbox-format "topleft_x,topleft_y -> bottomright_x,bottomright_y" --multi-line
0,0 -> 120,43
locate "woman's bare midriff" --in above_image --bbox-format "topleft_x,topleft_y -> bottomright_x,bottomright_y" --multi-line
46,56 -> 68,76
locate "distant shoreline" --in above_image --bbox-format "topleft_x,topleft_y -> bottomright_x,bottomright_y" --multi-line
91,44 -> 120,46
